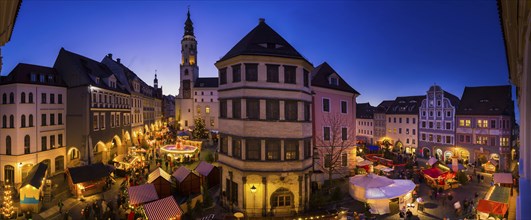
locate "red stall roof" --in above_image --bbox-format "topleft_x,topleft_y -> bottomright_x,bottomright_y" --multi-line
477,199 -> 508,216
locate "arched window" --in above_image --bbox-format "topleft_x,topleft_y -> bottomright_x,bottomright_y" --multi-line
185,69 -> 189,75
21,115 -> 26,127
6,136 -> 11,155
270,187 -> 294,208
29,92 -> 33,103
2,93 -> 6,104
24,135 -> 30,154
21,92 -> 26,103
29,114 -> 34,127
4,165 -> 14,184
2,115 -> 6,128
9,92 -> 14,104
9,115 -> 14,128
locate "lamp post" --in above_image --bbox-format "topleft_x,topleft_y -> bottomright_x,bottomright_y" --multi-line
250,185 -> 256,215
17,162 -> 22,183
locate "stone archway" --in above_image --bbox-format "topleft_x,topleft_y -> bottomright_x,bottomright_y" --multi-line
436,149 -> 443,161
67,147 -> 81,167
422,147 -> 431,158
395,141 -> 403,152
93,141 -> 107,163
112,135 -> 123,156
444,151 -> 453,163
270,187 -> 295,216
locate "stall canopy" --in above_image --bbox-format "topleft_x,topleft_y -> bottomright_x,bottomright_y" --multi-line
19,163 -> 48,189
427,157 -> 438,167
147,168 -> 172,183
68,163 -> 110,184
143,196 -> 183,220
374,165 -> 393,173
477,199 -> 508,216
356,156 -> 365,163
493,173 -> 513,185
357,160 -> 373,167
128,184 -> 159,206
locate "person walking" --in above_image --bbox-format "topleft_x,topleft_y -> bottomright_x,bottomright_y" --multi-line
58,199 -> 64,214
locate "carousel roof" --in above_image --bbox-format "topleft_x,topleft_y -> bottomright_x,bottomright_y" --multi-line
350,173 -> 394,188
148,168 -> 172,183
128,184 -> 159,205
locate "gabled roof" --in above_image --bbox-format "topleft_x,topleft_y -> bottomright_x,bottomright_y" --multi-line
443,91 -> 460,107
386,96 -> 425,115
102,55 -> 156,97
456,85 -> 513,116
375,100 -> 394,114
172,166 -> 195,183
218,18 -> 310,64
195,161 -> 215,176
194,77 -> 219,88
19,162 -> 48,189
67,163 -> 110,184
147,168 -> 172,183
356,103 -> 376,119
311,62 -> 359,94
143,196 -> 183,220
1,63 -> 67,87
128,184 -> 159,205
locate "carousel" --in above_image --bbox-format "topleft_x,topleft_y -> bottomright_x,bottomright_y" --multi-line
161,139 -> 200,163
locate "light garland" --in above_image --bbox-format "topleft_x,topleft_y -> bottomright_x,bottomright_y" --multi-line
2,182 -> 14,218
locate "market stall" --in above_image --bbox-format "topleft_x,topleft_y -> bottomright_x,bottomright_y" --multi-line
482,160 -> 497,173
348,174 -> 416,215
113,154 -> 143,177
195,161 -> 220,189
143,196 -> 183,220
172,166 -> 201,196
476,185 -> 510,219
493,173 -> 514,187
373,164 -> 393,176
128,184 -> 159,206
19,162 -> 48,213
66,163 -> 110,198
147,168 -> 173,198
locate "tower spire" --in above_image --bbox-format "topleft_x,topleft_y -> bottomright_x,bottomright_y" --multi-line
184,7 -> 194,36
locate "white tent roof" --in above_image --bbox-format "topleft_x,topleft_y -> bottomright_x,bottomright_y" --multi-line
357,160 -> 373,166
350,174 -> 394,188
373,165 -> 393,172
356,156 -> 365,163
349,175 -> 416,201
493,173 -> 513,184
427,157 -> 438,166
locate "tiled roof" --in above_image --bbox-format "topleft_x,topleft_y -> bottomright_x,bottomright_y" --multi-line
127,184 -> 159,205
195,161 -> 215,176
356,103 -> 376,119
311,62 -> 359,94
218,19 -> 309,63
375,100 -> 394,113
456,85 -> 513,116
386,96 -> 425,115
143,196 -> 183,220
1,63 -> 67,87
147,168 -> 172,183
194,77 -> 219,88
67,163 -> 110,184
19,162 -> 47,189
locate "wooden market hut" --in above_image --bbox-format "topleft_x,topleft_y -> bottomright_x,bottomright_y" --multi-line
194,161 -> 220,189
147,168 -> 172,198
19,162 -> 48,213
128,184 -> 159,206
143,196 -> 183,220
66,163 -> 110,197
172,166 -> 200,196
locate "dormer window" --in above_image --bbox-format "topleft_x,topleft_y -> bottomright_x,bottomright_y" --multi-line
95,77 -> 100,84
39,75 -> 45,83
48,75 -> 54,82
480,99 -> 489,103
330,77 -> 338,86
30,73 -> 37,82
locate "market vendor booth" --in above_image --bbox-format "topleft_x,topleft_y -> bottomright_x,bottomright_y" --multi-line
113,154 -> 143,177
147,168 -> 172,198
195,161 -> 220,189
19,162 -> 48,213
421,161 -> 457,190
476,185 -> 510,219
172,166 -> 200,196
143,196 -> 183,220
66,163 -> 110,198
128,184 -> 159,206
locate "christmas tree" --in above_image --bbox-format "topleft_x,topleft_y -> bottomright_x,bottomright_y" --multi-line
2,180 -> 14,219
192,117 -> 207,139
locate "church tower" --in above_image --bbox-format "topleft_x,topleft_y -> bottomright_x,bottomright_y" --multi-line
178,8 -> 199,99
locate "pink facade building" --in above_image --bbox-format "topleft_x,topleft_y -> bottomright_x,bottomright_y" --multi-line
311,62 -> 359,178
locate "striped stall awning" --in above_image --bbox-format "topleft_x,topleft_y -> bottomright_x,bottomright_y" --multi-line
143,196 -> 183,220
128,184 -> 159,206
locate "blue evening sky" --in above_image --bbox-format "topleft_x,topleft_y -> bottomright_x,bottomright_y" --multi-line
2,1 -> 516,118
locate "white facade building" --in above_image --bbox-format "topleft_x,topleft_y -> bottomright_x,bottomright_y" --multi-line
385,96 -> 423,154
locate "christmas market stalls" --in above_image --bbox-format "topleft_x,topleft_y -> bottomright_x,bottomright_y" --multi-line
147,168 -> 172,198
143,196 -> 183,220
194,161 -> 220,189
66,163 -> 110,198
172,166 -> 200,196
19,162 -> 48,213
128,184 -> 159,206
421,161 -> 457,190
477,186 -> 511,219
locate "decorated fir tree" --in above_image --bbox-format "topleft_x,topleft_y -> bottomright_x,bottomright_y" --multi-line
192,117 -> 207,139
2,180 -> 14,219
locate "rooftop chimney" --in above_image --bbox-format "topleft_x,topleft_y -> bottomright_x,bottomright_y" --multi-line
117,58 -> 121,64
259,18 -> 265,24
107,53 -> 113,59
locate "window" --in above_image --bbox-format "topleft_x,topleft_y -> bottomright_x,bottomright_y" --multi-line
323,127 -> 331,141
446,122 -> 451,130
58,94 -> 63,104
437,111 -> 441,117
500,137 -> 509,146
342,127 -> 348,140
50,94 -> 55,104
50,135 -> 55,148
29,93 -> 33,103
304,102 -> 311,121
429,122 -> 433,128
206,106 -> 210,114
284,140 -> 298,160
399,118 -> 402,123
262,99 -> 278,120
459,135 -> 464,142
399,128 -> 402,134
429,111 -> 433,117
446,136 -> 451,144
284,65 -> 296,84
466,135 -> 471,143
31,73 -> 37,81
340,101 -> 347,114
21,92 -> 26,103
285,100 -> 298,121
1,93 -> 5,104
9,93 -> 14,104
41,136 -> 47,151
436,122 -> 441,129
4,165 -> 14,184
323,98 -> 330,112
24,135 -> 30,154
388,117 -> 391,123
41,93 -> 46,103
422,111 -> 426,116
5,136 -> 11,155
303,69 -> 309,87
93,114 -> 98,131
232,64 -> 241,82
436,135 -> 441,143
324,154 -> 332,168
232,99 -> 241,119
406,128 -> 409,134
476,136 -> 488,145
394,118 -> 396,123
437,100 -> 441,106
272,189 -> 291,207
219,68 -> 227,85
220,136 -> 228,154
446,111 -> 451,117
50,114 -> 55,125
406,138 -> 409,144
246,99 -> 260,120
220,100 -> 227,118
58,134 -> 63,146
413,118 -> 416,124
429,134 -> 433,142
29,115 -> 33,127
246,139 -> 261,160
303,139 -> 311,159
490,120 -> 496,128
477,120 -> 488,128
266,140 -> 280,160
413,129 -> 416,135
422,133 -> 426,141
232,138 -> 241,159
406,118 -> 409,124
330,77 -> 338,86
422,121 -> 426,128
267,64 -> 279,82
245,63 -> 258,81
341,153 -> 348,167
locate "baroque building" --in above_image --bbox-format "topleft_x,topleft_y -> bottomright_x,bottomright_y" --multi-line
385,96 -> 424,155
175,10 -> 219,131
356,103 -> 375,145
373,100 -> 393,145
216,18 -> 313,217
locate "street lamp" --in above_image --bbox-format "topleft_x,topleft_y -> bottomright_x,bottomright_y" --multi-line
250,185 -> 256,193
250,185 -> 257,215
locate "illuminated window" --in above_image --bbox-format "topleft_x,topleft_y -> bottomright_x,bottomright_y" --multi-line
189,55 -> 195,65
206,106 -> 210,114
284,140 -> 298,160
477,120 -> 488,128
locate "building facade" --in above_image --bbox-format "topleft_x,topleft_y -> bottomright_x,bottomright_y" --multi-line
356,103 -> 375,145
385,96 -> 423,155
175,10 -> 219,131
217,18 -> 313,217
373,100 -> 393,145
418,85 -> 460,160
0,64 -> 68,184
54,48 -> 132,166
455,86 -> 514,171
312,62 -> 359,179
162,95 -> 175,122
